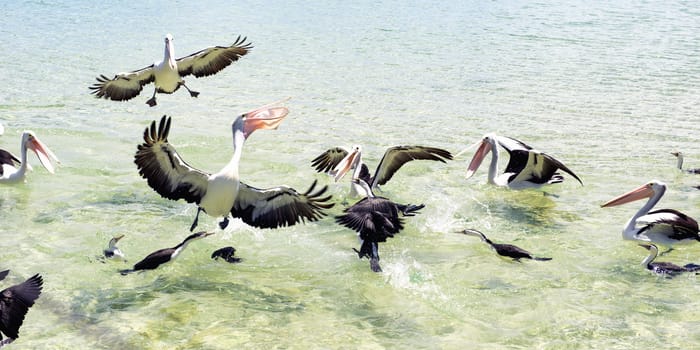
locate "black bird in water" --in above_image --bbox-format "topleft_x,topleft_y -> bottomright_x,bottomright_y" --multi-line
458,229 -> 552,262
639,244 -> 700,277
211,246 -> 242,263
120,231 -> 213,275
0,270 -> 43,347
335,179 -> 424,272
103,234 -> 126,261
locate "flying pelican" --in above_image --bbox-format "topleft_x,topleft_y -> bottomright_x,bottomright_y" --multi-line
103,235 -> 126,261
639,244 -> 700,276
335,178 -> 424,272
465,133 -> 583,189
601,180 -> 700,249
134,101 -> 334,232
90,34 -> 252,107
120,231 -> 213,275
457,229 -> 551,261
211,246 -> 242,263
313,145 -> 452,197
1,131 -> 59,184
671,151 -> 700,174
0,270 -> 43,347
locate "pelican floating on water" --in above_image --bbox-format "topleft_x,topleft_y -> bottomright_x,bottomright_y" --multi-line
0,270 -> 43,347
313,145 -> 452,197
601,180 -> 700,248
671,151 -> 700,174
465,133 -> 582,189
639,244 -> 700,277
458,228 -> 551,262
335,178 -> 424,272
90,34 -> 252,107
1,131 -> 59,184
134,101 -> 334,232
120,231 -> 213,275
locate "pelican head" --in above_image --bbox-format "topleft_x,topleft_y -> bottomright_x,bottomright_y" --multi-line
330,145 -> 362,182
465,134 -> 497,179
164,33 -> 176,68
232,99 -> 290,140
23,131 -> 60,174
600,180 -> 666,208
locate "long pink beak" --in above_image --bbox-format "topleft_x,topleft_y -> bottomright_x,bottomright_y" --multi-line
465,140 -> 490,179
330,148 -> 360,182
242,99 -> 290,139
601,183 -> 653,208
27,134 -> 60,174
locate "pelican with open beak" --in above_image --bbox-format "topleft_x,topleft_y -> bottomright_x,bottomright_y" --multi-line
1,131 -> 60,184
601,180 -> 700,248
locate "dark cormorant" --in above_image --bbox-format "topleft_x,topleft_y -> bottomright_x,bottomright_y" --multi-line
458,229 -> 552,261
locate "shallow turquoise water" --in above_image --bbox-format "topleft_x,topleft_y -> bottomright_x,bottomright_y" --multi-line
1,1 -> 700,348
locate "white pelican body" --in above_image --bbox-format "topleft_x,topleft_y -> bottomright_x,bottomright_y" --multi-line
465,133 -> 582,189
0,131 -> 59,184
91,34 -> 252,107
134,100 -> 334,232
602,180 -> 700,247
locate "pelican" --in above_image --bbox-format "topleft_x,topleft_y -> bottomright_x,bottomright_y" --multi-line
134,101 -> 334,232
313,145 -> 452,197
601,180 -> 700,248
0,270 -> 43,347
120,231 -> 213,275
671,151 -> 700,174
335,178 -> 424,272
1,131 -> 59,184
211,246 -> 242,263
465,133 -> 582,189
639,244 -> 700,276
90,34 -> 252,107
458,229 -> 551,261
103,235 -> 126,261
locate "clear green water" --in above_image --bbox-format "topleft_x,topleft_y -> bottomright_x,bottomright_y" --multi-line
1,1 -> 700,348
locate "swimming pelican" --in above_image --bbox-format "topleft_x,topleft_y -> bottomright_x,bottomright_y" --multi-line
465,133 -> 582,189
458,228 -> 551,261
601,180 -> 700,248
1,131 -> 59,184
639,244 -> 700,276
120,231 -> 213,275
90,34 -> 252,107
134,101 -> 334,232
103,235 -> 126,261
335,178 -> 424,272
313,145 -> 452,197
671,151 -> 700,174
0,270 -> 43,347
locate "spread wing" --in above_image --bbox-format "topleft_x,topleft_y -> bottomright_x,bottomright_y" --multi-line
177,36 -> 252,78
310,147 -> 349,173
639,209 -> 700,241
231,179 -> 334,229
0,150 -> 20,178
335,197 -> 403,241
134,115 -> 210,204
0,274 -> 42,340
498,136 -> 582,185
371,146 -> 453,187
90,65 -> 155,101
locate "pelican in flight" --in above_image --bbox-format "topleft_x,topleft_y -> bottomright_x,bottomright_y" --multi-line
671,151 -> 700,174
134,101 -> 334,232
639,244 -> 700,277
601,180 -> 700,249
1,131 -> 59,184
90,34 -> 252,107
312,145 -> 452,197
465,133 -> 582,189
0,270 -> 43,347
458,229 -> 551,262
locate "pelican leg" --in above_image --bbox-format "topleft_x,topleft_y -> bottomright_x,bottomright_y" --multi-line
369,242 -> 382,273
219,217 -> 230,230
190,207 -> 203,232
179,81 -> 200,98
146,89 -> 157,107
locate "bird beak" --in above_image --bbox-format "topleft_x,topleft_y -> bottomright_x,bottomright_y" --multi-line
465,140 -> 490,179
330,148 -> 360,182
114,234 -> 125,242
242,98 -> 291,139
601,183 -> 653,208
27,134 -> 60,174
